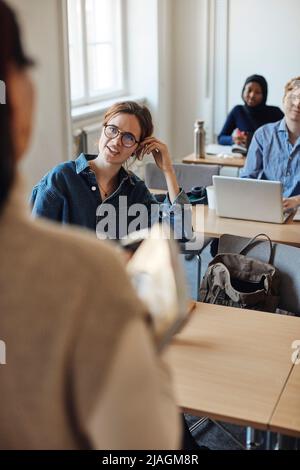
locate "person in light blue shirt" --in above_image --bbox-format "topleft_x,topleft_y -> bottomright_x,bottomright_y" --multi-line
240,76 -> 300,210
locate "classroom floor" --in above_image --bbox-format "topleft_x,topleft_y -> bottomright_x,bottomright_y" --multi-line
185,414 -> 246,450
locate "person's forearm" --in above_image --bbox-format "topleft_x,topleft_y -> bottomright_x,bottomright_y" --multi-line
164,169 -> 180,203
218,134 -> 233,145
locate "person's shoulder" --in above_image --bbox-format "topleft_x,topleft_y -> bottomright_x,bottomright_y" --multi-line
46,160 -> 77,180
266,105 -> 283,112
262,119 -> 281,131
266,105 -> 284,118
255,120 -> 281,139
27,216 -> 126,284
32,161 -> 81,201
233,104 -> 244,111
34,160 -> 76,189
229,105 -> 244,115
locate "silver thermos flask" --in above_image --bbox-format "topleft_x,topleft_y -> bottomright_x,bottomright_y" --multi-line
194,120 -> 206,159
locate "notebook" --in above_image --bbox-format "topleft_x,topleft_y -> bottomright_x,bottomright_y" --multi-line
206,144 -> 246,158
213,176 -> 291,224
122,224 -> 190,350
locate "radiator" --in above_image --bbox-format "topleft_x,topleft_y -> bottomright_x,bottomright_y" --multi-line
82,122 -> 103,154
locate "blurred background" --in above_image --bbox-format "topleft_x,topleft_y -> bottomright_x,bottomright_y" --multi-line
8,0 -> 300,188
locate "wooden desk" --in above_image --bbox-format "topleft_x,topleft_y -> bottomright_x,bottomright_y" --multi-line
150,190 -> 300,246
164,302 -> 300,430
182,153 -> 245,168
192,206 -> 300,247
270,363 -> 300,437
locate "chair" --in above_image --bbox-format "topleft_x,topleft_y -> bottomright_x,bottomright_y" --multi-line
144,162 -> 220,192
146,162 -> 220,301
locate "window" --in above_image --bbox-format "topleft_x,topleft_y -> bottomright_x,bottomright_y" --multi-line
67,0 -> 125,106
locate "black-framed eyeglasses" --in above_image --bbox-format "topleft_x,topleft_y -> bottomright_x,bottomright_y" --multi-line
104,124 -> 140,148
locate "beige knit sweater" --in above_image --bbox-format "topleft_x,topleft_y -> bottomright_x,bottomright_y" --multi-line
0,178 -> 180,449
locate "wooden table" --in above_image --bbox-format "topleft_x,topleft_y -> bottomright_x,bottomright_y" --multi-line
164,302 -> 300,432
150,191 -> 300,247
182,153 -> 245,168
192,206 -> 300,247
269,360 -> 300,438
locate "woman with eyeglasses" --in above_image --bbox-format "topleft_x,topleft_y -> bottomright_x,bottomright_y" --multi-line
31,101 -> 192,241
0,0 -> 182,449
240,76 -> 300,211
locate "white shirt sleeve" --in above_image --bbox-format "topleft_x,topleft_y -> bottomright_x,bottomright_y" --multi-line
85,318 -> 181,450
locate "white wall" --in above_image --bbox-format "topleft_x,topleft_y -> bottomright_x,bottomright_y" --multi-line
228,0 -> 300,108
7,0 -> 300,180
171,0 -> 300,146
157,0 -> 173,146
7,0 -> 71,189
214,0 -> 300,137
170,0 -> 207,160
126,0 -> 159,124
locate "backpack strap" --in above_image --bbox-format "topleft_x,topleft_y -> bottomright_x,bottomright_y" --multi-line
239,233 -> 273,264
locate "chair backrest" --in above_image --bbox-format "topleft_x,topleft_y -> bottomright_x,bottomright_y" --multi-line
144,162 -> 220,191
218,234 -> 300,315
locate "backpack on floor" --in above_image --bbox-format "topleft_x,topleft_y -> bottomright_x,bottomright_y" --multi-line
200,234 -> 280,312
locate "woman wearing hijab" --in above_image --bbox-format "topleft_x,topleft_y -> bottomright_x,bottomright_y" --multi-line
0,0 -> 181,449
218,74 -> 284,147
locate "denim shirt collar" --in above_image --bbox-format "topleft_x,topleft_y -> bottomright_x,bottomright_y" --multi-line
277,118 -> 288,134
75,153 -> 92,174
277,118 -> 300,148
75,153 -> 136,186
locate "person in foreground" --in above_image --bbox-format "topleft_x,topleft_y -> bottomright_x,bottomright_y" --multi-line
31,102 -> 192,241
218,74 -> 284,147
0,0 -> 181,449
240,76 -> 300,210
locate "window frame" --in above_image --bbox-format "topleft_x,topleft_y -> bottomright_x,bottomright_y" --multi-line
67,0 -> 126,108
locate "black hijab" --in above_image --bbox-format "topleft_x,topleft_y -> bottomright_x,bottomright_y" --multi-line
242,74 -> 268,106
241,74 -> 269,128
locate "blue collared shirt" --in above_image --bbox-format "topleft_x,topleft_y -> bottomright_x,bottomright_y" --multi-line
240,119 -> 300,197
30,153 -> 193,240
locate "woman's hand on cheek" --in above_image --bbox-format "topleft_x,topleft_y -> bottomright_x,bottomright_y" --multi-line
140,137 -> 174,173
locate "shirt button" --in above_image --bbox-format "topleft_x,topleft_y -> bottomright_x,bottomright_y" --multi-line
91,186 -> 97,191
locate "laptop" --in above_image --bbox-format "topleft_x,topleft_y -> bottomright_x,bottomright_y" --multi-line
213,176 -> 291,224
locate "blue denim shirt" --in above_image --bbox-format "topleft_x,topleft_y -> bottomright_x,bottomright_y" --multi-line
240,119 -> 300,197
31,153 -> 193,240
